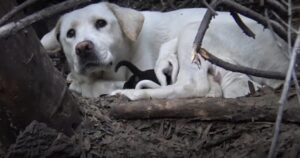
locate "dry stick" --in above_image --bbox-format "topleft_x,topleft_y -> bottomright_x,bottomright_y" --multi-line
230,11 -> 255,38
202,0 -> 218,16
271,10 -> 299,34
268,33 -> 300,158
177,0 -> 192,8
268,1 -> 300,157
110,96 -> 300,123
200,48 -> 287,79
266,0 -> 288,14
221,0 -> 288,41
264,8 -> 300,106
0,0 -> 40,26
286,1 -> 300,106
192,0 -> 219,57
0,0 -> 91,39
264,9 -> 287,57
192,0 -> 293,80
280,0 -> 288,7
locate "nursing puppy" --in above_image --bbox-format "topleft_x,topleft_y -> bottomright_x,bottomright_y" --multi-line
41,2 -> 288,99
115,60 -> 171,89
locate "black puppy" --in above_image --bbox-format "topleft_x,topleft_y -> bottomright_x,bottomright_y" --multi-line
115,60 -> 171,89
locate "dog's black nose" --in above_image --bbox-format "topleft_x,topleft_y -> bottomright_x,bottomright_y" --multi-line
75,40 -> 94,57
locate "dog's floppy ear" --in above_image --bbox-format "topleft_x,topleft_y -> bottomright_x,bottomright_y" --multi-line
107,3 -> 144,41
41,21 -> 61,52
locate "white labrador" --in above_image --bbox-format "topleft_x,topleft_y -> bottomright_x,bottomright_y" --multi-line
41,2 -> 289,99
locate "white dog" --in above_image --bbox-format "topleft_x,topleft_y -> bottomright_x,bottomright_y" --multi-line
41,2 -> 289,100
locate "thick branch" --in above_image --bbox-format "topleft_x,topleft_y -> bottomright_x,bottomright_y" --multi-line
0,0 -> 91,39
110,94 -> 300,123
0,0 -> 40,26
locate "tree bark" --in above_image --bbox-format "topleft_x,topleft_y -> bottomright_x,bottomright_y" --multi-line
0,0 -> 81,147
110,93 -> 300,123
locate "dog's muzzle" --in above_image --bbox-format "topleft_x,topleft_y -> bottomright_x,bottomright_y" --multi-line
76,40 -> 95,58
76,40 -> 100,71
76,40 -> 113,74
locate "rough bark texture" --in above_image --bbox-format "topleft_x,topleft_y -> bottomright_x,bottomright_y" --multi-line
0,0 -> 81,147
110,93 -> 300,123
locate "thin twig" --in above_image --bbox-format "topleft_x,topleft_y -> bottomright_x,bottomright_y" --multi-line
292,71 -> 300,104
266,0 -> 288,14
268,29 -> 300,158
0,0 -> 91,39
230,11 -> 255,38
264,9 -> 287,55
0,0 -> 40,26
192,0 -> 295,80
199,48 -> 287,80
265,7 -> 300,105
271,10 -> 299,34
221,0 -> 288,41
192,0 -> 220,58
202,0 -> 218,16
287,0 -> 300,106
177,0 -> 192,8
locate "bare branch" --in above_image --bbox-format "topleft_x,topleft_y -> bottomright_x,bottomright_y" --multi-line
177,0 -> 192,8
264,9 -> 287,56
268,0 -> 299,155
199,48 -> 287,80
192,0 -> 293,80
230,11 -> 255,38
0,0 -> 40,26
268,28 -> 300,158
266,0 -> 288,14
110,94 -> 300,123
192,0 -> 220,54
0,0 -> 91,39
271,10 -> 299,34
202,0 -> 218,16
221,0 -> 288,41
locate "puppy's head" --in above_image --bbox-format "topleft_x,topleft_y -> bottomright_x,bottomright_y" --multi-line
41,3 -> 144,76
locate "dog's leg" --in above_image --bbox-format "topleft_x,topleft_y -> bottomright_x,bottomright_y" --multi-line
155,38 -> 179,86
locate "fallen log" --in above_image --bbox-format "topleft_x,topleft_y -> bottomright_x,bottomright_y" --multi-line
0,0 -> 81,147
110,93 -> 300,123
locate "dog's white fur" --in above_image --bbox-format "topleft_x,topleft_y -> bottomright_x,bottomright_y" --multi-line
41,2 -> 289,99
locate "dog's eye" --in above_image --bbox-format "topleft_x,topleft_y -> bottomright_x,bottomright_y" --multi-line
67,29 -> 76,38
95,19 -> 107,29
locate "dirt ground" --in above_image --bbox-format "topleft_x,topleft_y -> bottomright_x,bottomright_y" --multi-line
3,89 -> 300,158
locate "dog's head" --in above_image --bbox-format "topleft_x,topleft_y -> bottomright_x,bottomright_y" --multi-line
41,3 -> 144,75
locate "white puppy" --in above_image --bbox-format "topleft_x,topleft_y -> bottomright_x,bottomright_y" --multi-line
41,2 -> 288,99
